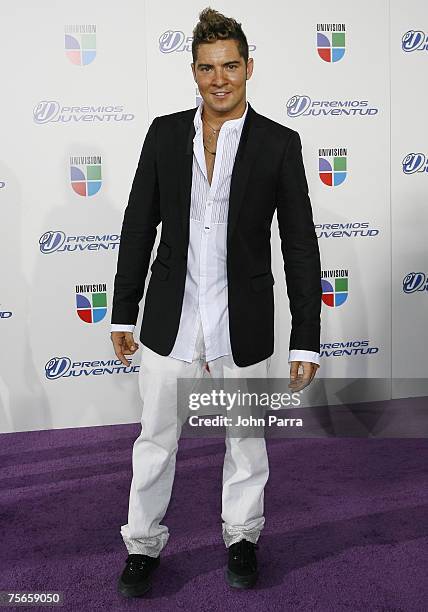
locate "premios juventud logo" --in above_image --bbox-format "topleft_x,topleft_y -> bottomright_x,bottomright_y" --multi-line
158,30 -> 256,53
319,147 -> 347,187
286,96 -> 378,118
70,156 -> 102,196
39,231 -> 120,254
45,356 -> 139,379
0,304 -> 12,319
402,153 -> 428,174
65,25 -> 96,65
402,30 -> 428,52
321,269 -> 349,307
317,23 -> 346,62
75,283 -> 107,323
403,272 -> 428,294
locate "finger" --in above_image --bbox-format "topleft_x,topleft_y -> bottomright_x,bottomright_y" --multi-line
289,378 -> 305,392
118,349 -> 131,367
289,361 -> 300,380
289,362 -> 312,392
298,362 -> 314,389
121,344 -> 135,355
289,362 -> 306,391
298,363 -> 318,389
124,335 -> 139,353
112,337 -> 130,366
302,362 -> 313,381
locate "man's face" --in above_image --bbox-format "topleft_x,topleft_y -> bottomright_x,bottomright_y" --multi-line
191,38 -> 253,116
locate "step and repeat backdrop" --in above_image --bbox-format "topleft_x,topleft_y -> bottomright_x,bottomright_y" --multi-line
0,1 -> 426,432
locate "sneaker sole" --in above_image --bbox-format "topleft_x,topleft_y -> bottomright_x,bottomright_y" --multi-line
226,568 -> 258,589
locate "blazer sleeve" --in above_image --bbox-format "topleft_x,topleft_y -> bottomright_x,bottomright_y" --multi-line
276,130 -> 322,353
111,117 -> 161,325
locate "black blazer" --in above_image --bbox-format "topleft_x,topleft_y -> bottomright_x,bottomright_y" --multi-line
112,102 -> 322,367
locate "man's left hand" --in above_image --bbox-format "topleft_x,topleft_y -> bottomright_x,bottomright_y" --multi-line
288,361 -> 319,392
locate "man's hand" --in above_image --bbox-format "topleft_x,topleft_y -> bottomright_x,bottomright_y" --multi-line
111,331 -> 139,367
288,360 -> 319,392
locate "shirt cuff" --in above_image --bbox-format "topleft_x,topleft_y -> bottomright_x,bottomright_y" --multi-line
288,350 -> 320,366
111,324 -> 135,333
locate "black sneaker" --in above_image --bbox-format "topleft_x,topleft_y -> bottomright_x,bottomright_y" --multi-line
118,553 -> 160,597
226,539 -> 259,588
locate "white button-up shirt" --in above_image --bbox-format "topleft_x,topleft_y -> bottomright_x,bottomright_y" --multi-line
112,99 -> 320,366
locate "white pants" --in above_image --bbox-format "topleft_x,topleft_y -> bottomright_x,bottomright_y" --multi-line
120,317 -> 270,556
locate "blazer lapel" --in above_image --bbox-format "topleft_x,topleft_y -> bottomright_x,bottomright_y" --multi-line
227,103 -> 265,243
178,112 -> 196,244
177,102 -> 265,247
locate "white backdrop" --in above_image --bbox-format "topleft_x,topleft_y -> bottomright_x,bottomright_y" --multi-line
0,0 -> 426,432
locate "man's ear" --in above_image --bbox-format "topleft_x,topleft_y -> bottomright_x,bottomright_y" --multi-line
245,57 -> 254,81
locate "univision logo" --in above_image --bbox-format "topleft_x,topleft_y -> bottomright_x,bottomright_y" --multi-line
64,25 -> 96,65
402,30 -> 428,52
75,283 -> 107,323
402,153 -> 428,174
286,95 -> 378,118
321,269 -> 348,307
45,356 -> 139,379
316,24 -> 346,62
403,272 -> 428,293
319,148 -> 347,186
70,156 -> 102,196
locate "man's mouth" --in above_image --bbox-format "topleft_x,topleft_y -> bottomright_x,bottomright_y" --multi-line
212,92 -> 231,98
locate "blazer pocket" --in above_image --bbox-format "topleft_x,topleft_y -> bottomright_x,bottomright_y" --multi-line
150,258 -> 170,281
250,271 -> 275,293
157,240 -> 171,261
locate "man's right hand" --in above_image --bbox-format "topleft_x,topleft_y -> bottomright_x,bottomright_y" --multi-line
111,331 -> 139,366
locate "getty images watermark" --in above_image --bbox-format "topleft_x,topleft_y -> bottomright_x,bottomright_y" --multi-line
177,377 -> 428,438
187,389 -> 303,429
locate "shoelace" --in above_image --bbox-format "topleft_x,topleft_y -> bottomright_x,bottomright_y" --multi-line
126,556 -> 149,572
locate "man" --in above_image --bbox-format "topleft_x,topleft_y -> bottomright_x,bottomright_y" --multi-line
111,7 -> 321,597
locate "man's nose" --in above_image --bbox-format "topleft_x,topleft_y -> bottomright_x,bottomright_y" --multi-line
211,68 -> 228,86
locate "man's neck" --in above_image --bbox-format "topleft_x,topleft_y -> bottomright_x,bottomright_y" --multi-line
201,98 -> 247,127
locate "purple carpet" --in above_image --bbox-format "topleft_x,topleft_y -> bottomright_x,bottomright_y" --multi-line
1,416 -> 427,611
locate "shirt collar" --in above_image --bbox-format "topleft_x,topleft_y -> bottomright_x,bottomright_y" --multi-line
193,98 -> 249,134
